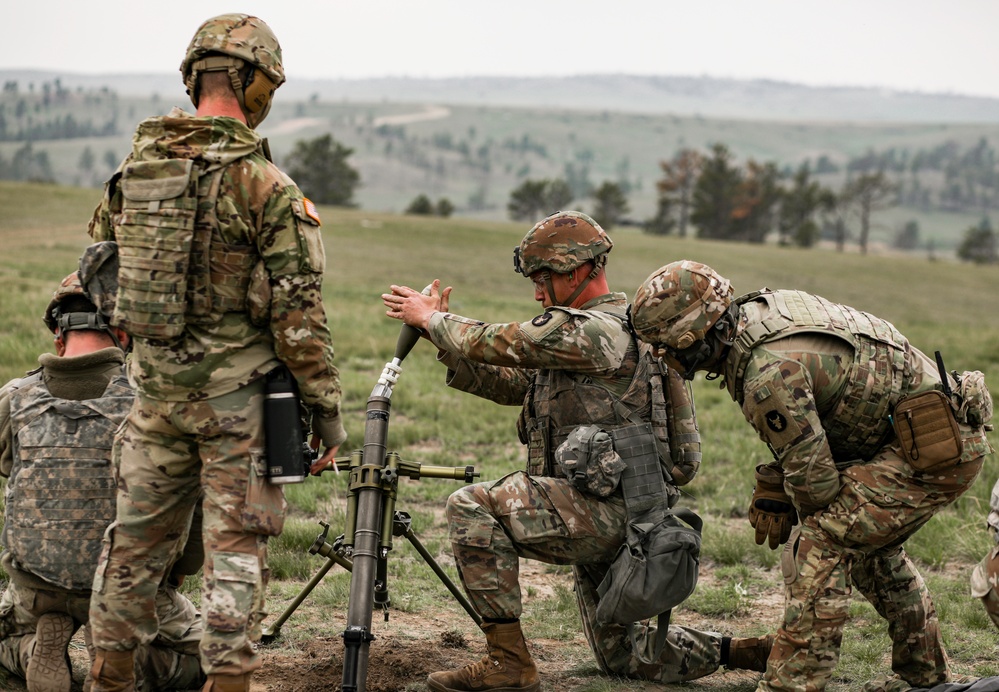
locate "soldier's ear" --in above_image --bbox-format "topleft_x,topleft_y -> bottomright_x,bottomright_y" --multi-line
54,331 -> 67,357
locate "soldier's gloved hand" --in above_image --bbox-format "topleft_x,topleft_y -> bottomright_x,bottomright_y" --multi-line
748,463 -> 798,549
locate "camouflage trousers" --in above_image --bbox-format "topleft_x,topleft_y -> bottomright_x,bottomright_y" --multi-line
0,581 -> 203,690
759,449 -> 985,692
447,470 -> 722,682
970,544 -> 999,630
89,379 -> 286,676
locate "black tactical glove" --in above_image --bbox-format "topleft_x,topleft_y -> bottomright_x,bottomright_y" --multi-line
748,463 -> 798,549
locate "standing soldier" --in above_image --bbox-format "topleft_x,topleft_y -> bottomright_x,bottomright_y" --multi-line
383,212 -> 772,692
0,245 -> 204,692
629,260 -> 994,692
86,14 -> 346,692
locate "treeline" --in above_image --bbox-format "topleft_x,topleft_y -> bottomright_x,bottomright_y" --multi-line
502,143 -> 997,263
0,79 -> 120,141
837,137 -> 999,215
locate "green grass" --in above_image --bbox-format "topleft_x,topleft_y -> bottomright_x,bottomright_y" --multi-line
0,180 -> 996,691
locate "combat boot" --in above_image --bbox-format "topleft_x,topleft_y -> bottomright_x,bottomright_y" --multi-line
202,673 -> 252,692
725,634 -> 775,672
427,620 -> 539,692
90,648 -> 135,692
26,612 -> 75,692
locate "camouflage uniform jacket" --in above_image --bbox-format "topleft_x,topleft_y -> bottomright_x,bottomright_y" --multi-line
721,289 -> 991,514
89,108 -> 345,444
0,348 -> 128,593
430,292 -> 699,481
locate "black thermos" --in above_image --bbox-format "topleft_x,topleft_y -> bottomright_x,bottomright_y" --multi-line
264,365 -> 308,484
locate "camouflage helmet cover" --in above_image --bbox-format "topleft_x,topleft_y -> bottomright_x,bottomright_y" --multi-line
631,260 -> 734,350
43,242 -> 120,334
180,14 -> 285,110
515,210 -> 613,276
43,272 -> 88,333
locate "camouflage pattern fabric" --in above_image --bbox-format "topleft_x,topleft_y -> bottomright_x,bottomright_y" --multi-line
89,380 -> 278,676
88,108 -> 344,435
87,109 -> 343,678
430,292 -> 722,682
0,350 -> 202,689
719,294 -> 993,692
630,259 -> 733,351
447,471 -> 721,681
514,211 -> 612,276
970,477 -> 999,629
4,368 -> 131,591
0,581 -> 203,690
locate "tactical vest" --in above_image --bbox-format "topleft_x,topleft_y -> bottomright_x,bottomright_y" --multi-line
726,289 -> 911,462
518,303 -> 698,485
113,156 -> 258,339
2,369 -> 132,591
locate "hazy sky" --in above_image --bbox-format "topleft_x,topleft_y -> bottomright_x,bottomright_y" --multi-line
8,0 -> 999,98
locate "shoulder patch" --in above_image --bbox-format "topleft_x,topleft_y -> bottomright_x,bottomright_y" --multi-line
291,197 -> 321,226
531,312 -> 553,327
303,198 -> 322,225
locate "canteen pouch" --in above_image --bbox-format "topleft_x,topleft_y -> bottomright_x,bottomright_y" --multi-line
595,506 -> 702,625
955,370 -> 993,428
555,425 -> 626,498
892,389 -> 963,471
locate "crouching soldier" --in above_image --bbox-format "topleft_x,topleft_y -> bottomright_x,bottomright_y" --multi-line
0,244 -> 204,691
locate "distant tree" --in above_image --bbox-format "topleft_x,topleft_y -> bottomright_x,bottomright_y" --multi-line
405,194 -> 434,215
814,155 -> 839,174
842,171 -> 896,254
893,220 -> 920,251
103,149 -> 119,172
78,146 -> 95,174
507,178 -> 573,222
507,179 -> 549,222
731,160 -> 781,243
691,143 -> 741,240
11,142 -> 54,182
644,196 -> 676,236
546,179 -> 573,211
285,134 -> 360,207
778,164 -> 834,247
655,148 -> 702,238
590,181 -> 629,230
957,216 -> 997,264
435,197 -> 455,218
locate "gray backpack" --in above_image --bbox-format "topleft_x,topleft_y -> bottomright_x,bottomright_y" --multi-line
593,423 -> 702,663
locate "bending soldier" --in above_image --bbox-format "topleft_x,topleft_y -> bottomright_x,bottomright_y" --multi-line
86,14 -> 346,692
630,260 -> 994,692
0,247 -> 204,692
383,212 -> 772,692
972,476 -> 999,630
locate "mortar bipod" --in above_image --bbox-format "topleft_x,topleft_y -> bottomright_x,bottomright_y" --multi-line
260,451 -> 481,643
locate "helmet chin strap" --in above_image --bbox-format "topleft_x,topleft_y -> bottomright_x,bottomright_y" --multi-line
551,262 -> 604,307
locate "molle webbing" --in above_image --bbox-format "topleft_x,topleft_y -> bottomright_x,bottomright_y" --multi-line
613,423 -> 668,523
114,157 -> 256,338
730,290 -> 910,461
3,372 -> 132,591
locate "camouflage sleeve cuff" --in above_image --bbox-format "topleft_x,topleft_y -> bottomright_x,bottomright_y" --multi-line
436,348 -> 474,390
313,413 -> 348,449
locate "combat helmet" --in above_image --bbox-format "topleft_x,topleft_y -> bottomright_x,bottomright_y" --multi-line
631,260 -> 734,377
180,13 -> 285,127
514,211 -> 613,306
43,242 -> 124,348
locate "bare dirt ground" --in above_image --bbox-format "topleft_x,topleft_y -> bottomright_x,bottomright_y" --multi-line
34,555 -> 779,692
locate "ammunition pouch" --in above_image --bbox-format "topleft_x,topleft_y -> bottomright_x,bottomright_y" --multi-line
955,370 -> 993,429
555,425 -> 626,498
892,390 -> 963,471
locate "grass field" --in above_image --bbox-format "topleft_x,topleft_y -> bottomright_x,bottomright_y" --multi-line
0,180 -> 996,690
